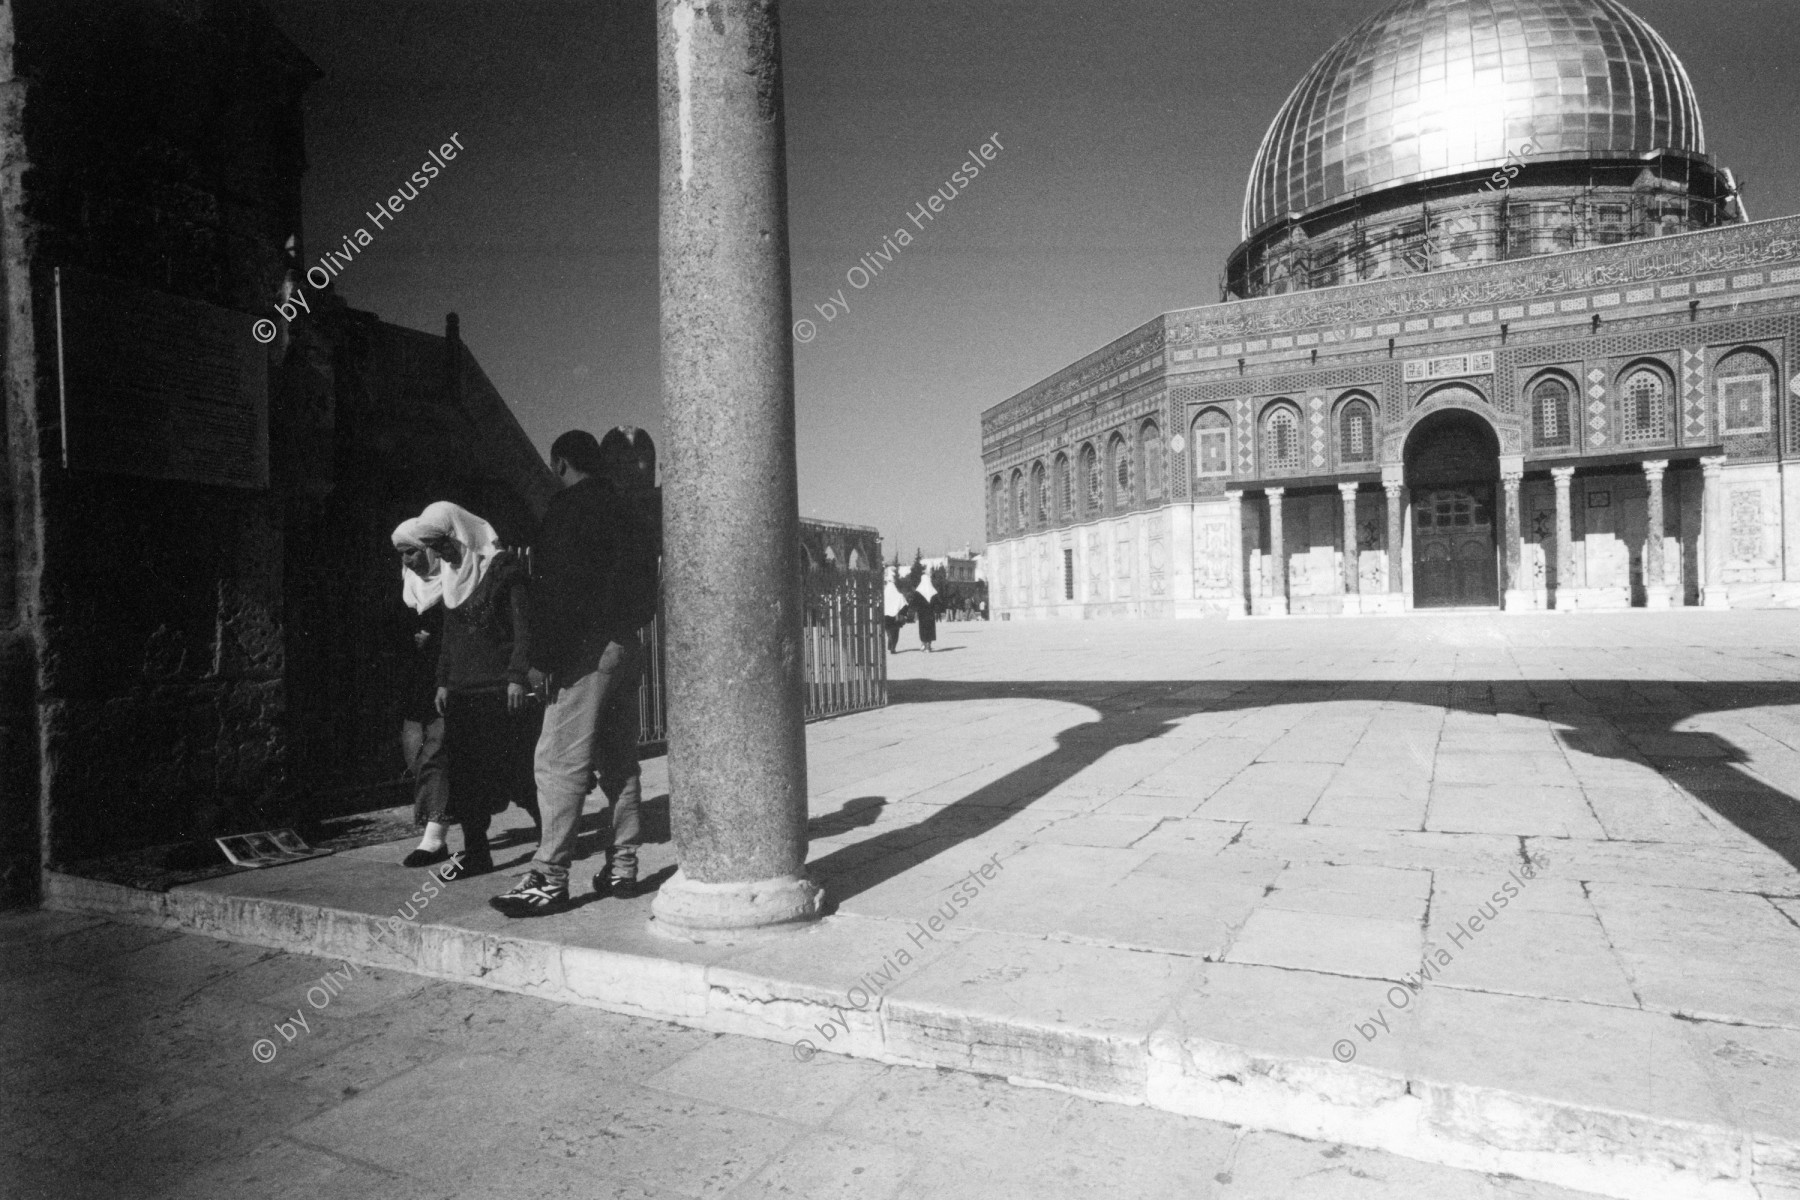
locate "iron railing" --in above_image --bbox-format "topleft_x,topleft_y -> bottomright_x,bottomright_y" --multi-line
634,569 -> 887,750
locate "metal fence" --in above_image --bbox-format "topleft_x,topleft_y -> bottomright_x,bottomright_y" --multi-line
800,571 -> 887,721
634,566 -> 887,750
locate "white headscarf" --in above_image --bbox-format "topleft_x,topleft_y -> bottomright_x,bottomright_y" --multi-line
391,501 -> 502,612
883,566 -> 908,619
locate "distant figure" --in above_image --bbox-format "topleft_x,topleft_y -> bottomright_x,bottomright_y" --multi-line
392,501 -> 540,878
910,565 -> 939,652
883,565 -> 909,653
492,428 -> 662,917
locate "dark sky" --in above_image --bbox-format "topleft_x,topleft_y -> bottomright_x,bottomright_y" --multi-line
261,0 -> 1800,560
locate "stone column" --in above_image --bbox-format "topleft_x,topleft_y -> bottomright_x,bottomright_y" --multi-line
1225,490 -> 1248,617
652,0 -> 821,939
1337,482 -> 1361,614
1265,488 -> 1289,616
1701,455 -> 1730,608
1551,467 -> 1576,610
1642,459 -> 1671,609
1500,467 -> 1525,610
1384,480 -> 1405,598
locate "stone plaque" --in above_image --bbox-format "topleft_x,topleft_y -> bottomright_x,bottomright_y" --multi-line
1403,350 -> 1495,383
57,267 -> 269,489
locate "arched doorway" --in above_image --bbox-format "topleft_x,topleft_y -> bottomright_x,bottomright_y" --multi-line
1404,407 -> 1501,608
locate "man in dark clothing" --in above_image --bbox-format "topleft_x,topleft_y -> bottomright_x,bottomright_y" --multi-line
492,428 -> 661,916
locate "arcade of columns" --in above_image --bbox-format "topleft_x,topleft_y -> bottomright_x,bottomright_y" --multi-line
1232,454 -> 1712,615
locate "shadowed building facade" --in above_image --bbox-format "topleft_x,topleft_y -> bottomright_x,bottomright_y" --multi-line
982,0 -> 1800,619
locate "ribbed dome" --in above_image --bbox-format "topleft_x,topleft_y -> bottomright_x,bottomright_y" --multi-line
1243,0 -> 1707,236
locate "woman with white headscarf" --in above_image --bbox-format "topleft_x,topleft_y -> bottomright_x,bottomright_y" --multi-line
391,501 -> 539,876
882,565 -> 909,654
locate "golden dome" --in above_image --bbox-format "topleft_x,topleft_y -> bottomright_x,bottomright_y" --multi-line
1243,0 -> 1708,236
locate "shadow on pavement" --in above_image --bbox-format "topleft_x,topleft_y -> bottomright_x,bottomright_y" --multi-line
806,678 -> 1800,905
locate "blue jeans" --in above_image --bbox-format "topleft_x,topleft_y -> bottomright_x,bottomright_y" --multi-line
529,639 -> 643,885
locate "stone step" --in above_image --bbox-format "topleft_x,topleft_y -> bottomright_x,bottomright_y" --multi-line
43,868 -> 1796,1200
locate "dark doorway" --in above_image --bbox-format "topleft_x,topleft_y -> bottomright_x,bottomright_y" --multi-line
1405,407 -> 1500,609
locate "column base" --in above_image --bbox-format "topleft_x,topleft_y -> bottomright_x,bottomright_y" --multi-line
1250,596 -> 1290,617
1703,587 -> 1732,610
1359,593 -> 1406,616
649,869 -> 823,943
1502,589 -> 1536,612
1642,586 -> 1673,610
1339,594 -> 1364,616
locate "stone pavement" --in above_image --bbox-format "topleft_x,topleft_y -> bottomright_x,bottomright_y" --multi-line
40,611 -> 1800,1200
0,913 -> 1611,1200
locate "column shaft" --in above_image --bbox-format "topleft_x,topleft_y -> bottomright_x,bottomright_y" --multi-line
1701,455 -> 1729,608
1501,472 -> 1523,609
1225,491 -> 1247,616
1552,467 -> 1575,609
653,0 -> 820,938
1266,488 -> 1288,614
1338,483 -> 1360,596
1384,483 -> 1405,595
1642,460 -> 1670,608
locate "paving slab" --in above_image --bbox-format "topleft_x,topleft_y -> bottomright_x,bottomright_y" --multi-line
40,612 -> 1800,1200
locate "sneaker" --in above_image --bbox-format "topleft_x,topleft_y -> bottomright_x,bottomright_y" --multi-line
590,871 -> 639,900
489,871 -> 570,917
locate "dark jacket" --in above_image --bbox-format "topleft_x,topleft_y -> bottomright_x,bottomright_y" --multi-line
401,604 -> 444,721
530,476 -> 660,677
437,552 -> 531,692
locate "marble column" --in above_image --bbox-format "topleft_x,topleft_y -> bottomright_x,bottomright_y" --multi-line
1265,487 -> 1289,616
1225,490 -> 1248,617
652,0 -> 821,939
1500,468 -> 1524,610
1642,459 -> 1671,609
1337,482 -> 1361,614
1384,480 -> 1405,598
1701,455 -> 1730,608
1551,467 -> 1576,610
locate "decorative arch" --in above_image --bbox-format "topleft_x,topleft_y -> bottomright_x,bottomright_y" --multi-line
1108,431 -> 1133,510
1394,383 -> 1514,461
1192,407 -> 1232,478
1031,460 -> 1049,529
1334,392 -> 1377,466
989,475 -> 1005,537
1139,419 -> 1164,501
1526,370 -> 1576,449
1260,400 -> 1303,473
1617,359 -> 1673,443
1080,442 -> 1101,517
1009,468 -> 1026,534
1053,452 -> 1072,521
1716,346 -> 1778,435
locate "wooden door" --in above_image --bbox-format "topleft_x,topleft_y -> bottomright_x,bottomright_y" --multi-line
1413,488 -> 1498,607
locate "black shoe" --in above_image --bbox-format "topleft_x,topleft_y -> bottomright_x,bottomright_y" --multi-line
490,871 -> 570,917
447,845 -> 493,879
401,846 -> 451,868
591,872 -> 639,900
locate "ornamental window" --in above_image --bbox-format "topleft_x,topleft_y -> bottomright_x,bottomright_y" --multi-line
1031,462 -> 1048,529
1263,405 -> 1301,472
1338,400 -> 1374,463
1011,470 -> 1026,533
1082,443 -> 1101,516
1531,377 -> 1572,447
1109,433 -> 1133,509
1621,367 -> 1670,443
1140,420 -> 1163,501
1054,453 -> 1072,520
